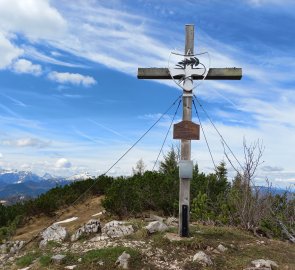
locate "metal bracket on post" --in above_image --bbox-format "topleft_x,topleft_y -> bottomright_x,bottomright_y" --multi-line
179,160 -> 193,180
183,91 -> 193,97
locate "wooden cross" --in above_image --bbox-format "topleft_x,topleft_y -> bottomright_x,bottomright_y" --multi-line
137,24 -> 242,237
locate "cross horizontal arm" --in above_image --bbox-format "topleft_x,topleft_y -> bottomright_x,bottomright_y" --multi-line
137,67 -> 242,80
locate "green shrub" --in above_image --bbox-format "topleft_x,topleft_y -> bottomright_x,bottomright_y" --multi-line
16,252 -> 39,268
39,255 -> 52,267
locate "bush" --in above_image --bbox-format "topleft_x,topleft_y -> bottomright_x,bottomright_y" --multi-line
102,170 -> 179,218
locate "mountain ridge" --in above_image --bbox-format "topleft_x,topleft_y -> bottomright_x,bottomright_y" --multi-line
0,169 -> 95,202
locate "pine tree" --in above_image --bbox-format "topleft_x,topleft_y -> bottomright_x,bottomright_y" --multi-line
159,146 -> 179,175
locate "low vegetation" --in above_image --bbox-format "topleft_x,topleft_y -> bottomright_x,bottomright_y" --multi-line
0,145 -> 294,245
9,224 -> 295,269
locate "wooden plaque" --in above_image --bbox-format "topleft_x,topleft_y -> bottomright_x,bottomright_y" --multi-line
173,121 -> 200,140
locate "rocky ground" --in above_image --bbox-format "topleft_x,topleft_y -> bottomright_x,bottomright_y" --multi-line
0,197 -> 294,270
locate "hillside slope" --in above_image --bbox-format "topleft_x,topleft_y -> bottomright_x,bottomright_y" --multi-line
1,195 -> 294,270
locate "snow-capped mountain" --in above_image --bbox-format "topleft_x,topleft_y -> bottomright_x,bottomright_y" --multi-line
0,169 -> 42,184
66,172 -> 94,181
42,173 -> 54,181
0,170 -> 96,201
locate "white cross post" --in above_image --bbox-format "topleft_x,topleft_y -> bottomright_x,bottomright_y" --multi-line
137,24 -> 242,237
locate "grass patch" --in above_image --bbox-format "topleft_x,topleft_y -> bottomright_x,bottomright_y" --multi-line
127,227 -> 149,241
80,246 -> 142,269
46,240 -> 62,249
39,254 -> 52,267
16,251 -> 40,268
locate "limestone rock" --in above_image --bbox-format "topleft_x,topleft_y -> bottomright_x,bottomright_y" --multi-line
193,251 -> 213,266
90,234 -> 109,242
0,240 -> 25,254
64,265 -> 77,269
251,259 -> 278,269
116,251 -> 131,269
164,233 -> 184,242
212,249 -> 221,254
0,243 -> 6,254
102,221 -> 134,238
145,221 -> 168,234
71,219 -> 101,242
165,217 -> 178,227
217,244 -> 228,252
40,224 -> 67,247
245,266 -> 266,269
51,254 -> 66,264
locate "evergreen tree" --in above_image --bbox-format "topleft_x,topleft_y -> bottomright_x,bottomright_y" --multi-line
159,146 -> 179,175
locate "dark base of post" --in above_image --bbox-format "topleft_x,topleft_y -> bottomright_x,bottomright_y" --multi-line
181,204 -> 189,237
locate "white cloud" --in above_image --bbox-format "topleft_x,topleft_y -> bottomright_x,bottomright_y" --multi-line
42,2 -> 170,75
0,0 -> 67,40
11,59 -> 42,75
23,46 -> 85,68
0,153 -> 3,158
2,137 -> 50,148
48,71 -> 96,86
55,158 -> 72,168
0,32 -> 23,69
0,0 -> 66,72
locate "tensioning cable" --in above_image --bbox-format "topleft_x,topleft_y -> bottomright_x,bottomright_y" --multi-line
192,99 -> 217,171
152,99 -> 181,171
6,94 -> 183,260
193,94 -> 244,171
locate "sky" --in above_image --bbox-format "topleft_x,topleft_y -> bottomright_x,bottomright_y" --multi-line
0,0 -> 295,189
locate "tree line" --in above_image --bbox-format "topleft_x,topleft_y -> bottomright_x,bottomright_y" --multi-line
0,146 -> 294,243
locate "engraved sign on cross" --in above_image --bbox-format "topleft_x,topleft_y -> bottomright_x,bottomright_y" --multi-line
137,24 -> 242,237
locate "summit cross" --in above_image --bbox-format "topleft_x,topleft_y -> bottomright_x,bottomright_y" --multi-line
137,24 -> 242,237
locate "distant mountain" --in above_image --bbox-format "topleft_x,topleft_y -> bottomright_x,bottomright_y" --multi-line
255,186 -> 294,200
66,172 -> 94,181
0,170 -> 42,184
255,186 -> 294,195
0,169 -> 96,201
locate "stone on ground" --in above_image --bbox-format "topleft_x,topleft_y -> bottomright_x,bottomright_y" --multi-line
64,265 -> 77,269
251,259 -> 279,269
217,244 -> 228,252
0,240 -> 25,254
102,220 -> 134,238
71,219 -> 101,242
145,221 -> 168,234
193,251 -> 213,266
116,251 -> 131,269
40,224 -> 67,247
165,217 -> 178,227
51,254 -> 66,264
164,232 -> 183,242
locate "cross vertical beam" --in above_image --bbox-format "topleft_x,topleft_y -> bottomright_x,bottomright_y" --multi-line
137,24 -> 242,238
179,24 -> 194,237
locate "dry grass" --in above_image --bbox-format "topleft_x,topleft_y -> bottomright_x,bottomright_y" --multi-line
13,196 -> 105,241
150,224 -> 295,269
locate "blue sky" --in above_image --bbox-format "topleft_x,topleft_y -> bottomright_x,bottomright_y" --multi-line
0,0 -> 295,188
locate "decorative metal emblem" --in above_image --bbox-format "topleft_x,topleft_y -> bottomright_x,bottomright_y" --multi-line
168,51 -> 210,92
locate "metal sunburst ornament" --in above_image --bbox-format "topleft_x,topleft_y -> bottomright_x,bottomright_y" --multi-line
168,51 -> 210,93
